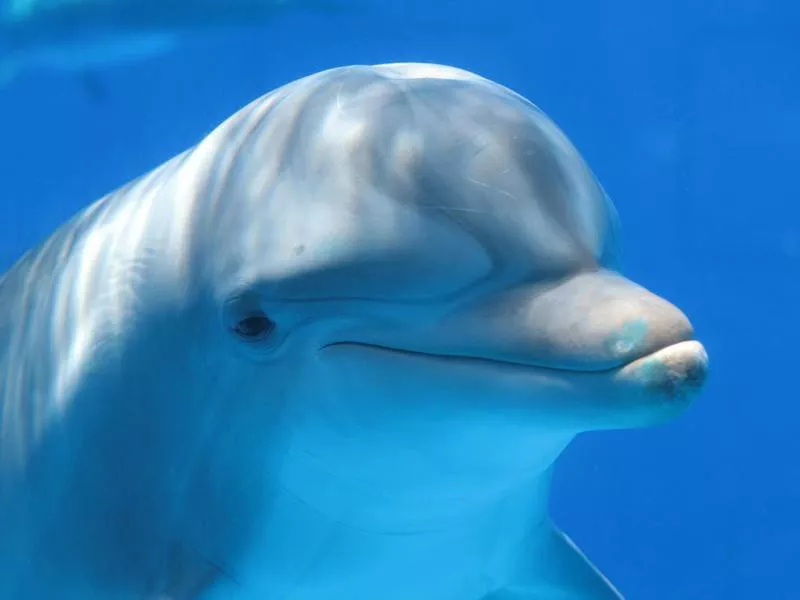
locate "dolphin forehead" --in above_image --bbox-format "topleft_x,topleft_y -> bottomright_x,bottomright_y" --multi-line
201,64 -> 619,300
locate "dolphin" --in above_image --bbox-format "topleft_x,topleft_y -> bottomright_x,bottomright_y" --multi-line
0,0 -> 348,92
0,62 -> 709,599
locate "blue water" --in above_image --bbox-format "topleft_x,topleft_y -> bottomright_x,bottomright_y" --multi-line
0,0 -> 797,598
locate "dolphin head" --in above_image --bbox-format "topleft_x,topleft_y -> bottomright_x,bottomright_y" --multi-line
190,63 -> 708,527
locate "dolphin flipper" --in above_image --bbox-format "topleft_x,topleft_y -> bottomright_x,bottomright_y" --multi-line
488,521 -> 624,599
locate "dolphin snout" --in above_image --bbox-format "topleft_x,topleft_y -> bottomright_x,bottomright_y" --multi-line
614,340 -> 709,399
484,269 -> 697,372
560,269 -> 695,367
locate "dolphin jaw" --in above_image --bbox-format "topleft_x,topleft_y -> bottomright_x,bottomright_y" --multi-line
321,338 -> 709,411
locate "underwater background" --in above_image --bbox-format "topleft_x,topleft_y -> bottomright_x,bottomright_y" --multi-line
0,0 -> 796,598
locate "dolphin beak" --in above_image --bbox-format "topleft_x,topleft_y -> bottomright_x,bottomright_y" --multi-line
424,267 -> 710,413
322,269 -> 709,429
450,267 -> 710,424
497,268 -> 699,372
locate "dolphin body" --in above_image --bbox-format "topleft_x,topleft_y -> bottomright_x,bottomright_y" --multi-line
0,63 -> 709,599
0,0 -> 344,89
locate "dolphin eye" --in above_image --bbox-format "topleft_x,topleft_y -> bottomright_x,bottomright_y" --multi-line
232,314 -> 275,341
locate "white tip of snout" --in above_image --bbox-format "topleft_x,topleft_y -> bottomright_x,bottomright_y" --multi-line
615,340 -> 709,402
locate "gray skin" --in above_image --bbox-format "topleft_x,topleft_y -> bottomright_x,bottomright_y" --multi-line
0,0 -> 346,83
0,63 -> 709,599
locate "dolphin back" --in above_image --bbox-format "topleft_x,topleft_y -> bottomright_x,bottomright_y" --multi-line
0,0 -> 356,32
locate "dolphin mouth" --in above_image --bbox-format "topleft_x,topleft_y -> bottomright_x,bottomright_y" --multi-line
322,339 -> 710,399
322,339 -> 703,375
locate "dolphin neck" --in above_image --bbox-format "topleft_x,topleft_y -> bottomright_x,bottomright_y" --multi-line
225,471 -> 555,598
273,444 -> 554,534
